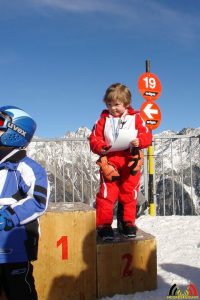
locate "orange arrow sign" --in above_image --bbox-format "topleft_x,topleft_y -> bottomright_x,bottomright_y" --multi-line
140,101 -> 161,130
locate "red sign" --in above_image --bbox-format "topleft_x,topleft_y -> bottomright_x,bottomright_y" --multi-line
140,101 -> 161,130
138,72 -> 162,101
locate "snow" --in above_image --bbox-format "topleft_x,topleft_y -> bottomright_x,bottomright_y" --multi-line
100,216 -> 200,300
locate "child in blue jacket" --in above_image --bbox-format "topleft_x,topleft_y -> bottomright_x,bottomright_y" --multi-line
0,106 -> 49,300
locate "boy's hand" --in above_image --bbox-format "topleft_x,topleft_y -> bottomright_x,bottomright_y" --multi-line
131,138 -> 139,147
101,145 -> 111,154
0,209 -> 14,231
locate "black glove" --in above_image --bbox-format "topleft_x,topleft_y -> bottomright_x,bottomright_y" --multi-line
128,148 -> 144,175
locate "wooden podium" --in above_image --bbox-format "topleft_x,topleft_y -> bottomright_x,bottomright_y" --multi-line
33,202 -> 96,300
0,202 -> 157,300
96,229 -> 157,298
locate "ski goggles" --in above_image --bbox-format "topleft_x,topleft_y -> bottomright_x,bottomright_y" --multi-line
0,112 -> 12,130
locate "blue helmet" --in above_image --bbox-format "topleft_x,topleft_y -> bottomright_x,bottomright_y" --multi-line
0,105 -> 37,148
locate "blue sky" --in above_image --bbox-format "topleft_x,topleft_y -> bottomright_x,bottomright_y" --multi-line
0,0 -> 200,138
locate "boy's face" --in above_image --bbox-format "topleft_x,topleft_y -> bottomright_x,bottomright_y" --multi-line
106,99 -> 128,117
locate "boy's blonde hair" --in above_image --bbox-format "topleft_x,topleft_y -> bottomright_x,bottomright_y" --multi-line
103,83 -> 132,107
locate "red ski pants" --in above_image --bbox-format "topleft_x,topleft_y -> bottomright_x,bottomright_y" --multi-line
96,153 -> 141,226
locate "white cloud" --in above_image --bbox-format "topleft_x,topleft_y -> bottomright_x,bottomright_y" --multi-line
0,0 -> 200,43
31,0 -> 200,36
31,0 -> 118,13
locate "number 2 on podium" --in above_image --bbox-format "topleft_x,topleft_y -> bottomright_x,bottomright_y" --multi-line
57,236 -> 68,260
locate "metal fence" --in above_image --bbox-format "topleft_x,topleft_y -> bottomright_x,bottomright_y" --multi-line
153,134 -> 200,216
28,134 -> 200,216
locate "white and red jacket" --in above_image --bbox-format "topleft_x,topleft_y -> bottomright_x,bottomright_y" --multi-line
90,107 -> 152,155
89,107 -> 152,226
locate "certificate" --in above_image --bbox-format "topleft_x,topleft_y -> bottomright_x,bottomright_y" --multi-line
107,129 -> 137,152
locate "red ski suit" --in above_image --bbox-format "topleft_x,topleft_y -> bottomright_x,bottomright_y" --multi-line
89,107 -> 152,226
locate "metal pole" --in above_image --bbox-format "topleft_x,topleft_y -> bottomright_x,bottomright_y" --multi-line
148,144 -> 155,215
146,59 -> 151,73
145,59 -> 155,216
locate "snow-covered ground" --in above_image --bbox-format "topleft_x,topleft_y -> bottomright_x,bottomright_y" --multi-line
100,216 -> 200,300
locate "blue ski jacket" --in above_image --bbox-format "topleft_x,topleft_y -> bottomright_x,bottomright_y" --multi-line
0,149 -> 49,263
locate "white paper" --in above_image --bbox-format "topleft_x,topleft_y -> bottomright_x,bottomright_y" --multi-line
107,129 -> 137,152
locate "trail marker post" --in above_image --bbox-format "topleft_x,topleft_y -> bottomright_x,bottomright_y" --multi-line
138,60 -> 162,216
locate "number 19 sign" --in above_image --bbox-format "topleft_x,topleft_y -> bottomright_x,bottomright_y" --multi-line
138,72 -> 162,101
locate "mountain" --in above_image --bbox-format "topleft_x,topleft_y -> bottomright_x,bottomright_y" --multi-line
29,127 -> 200,216
63,127 -> 91,139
